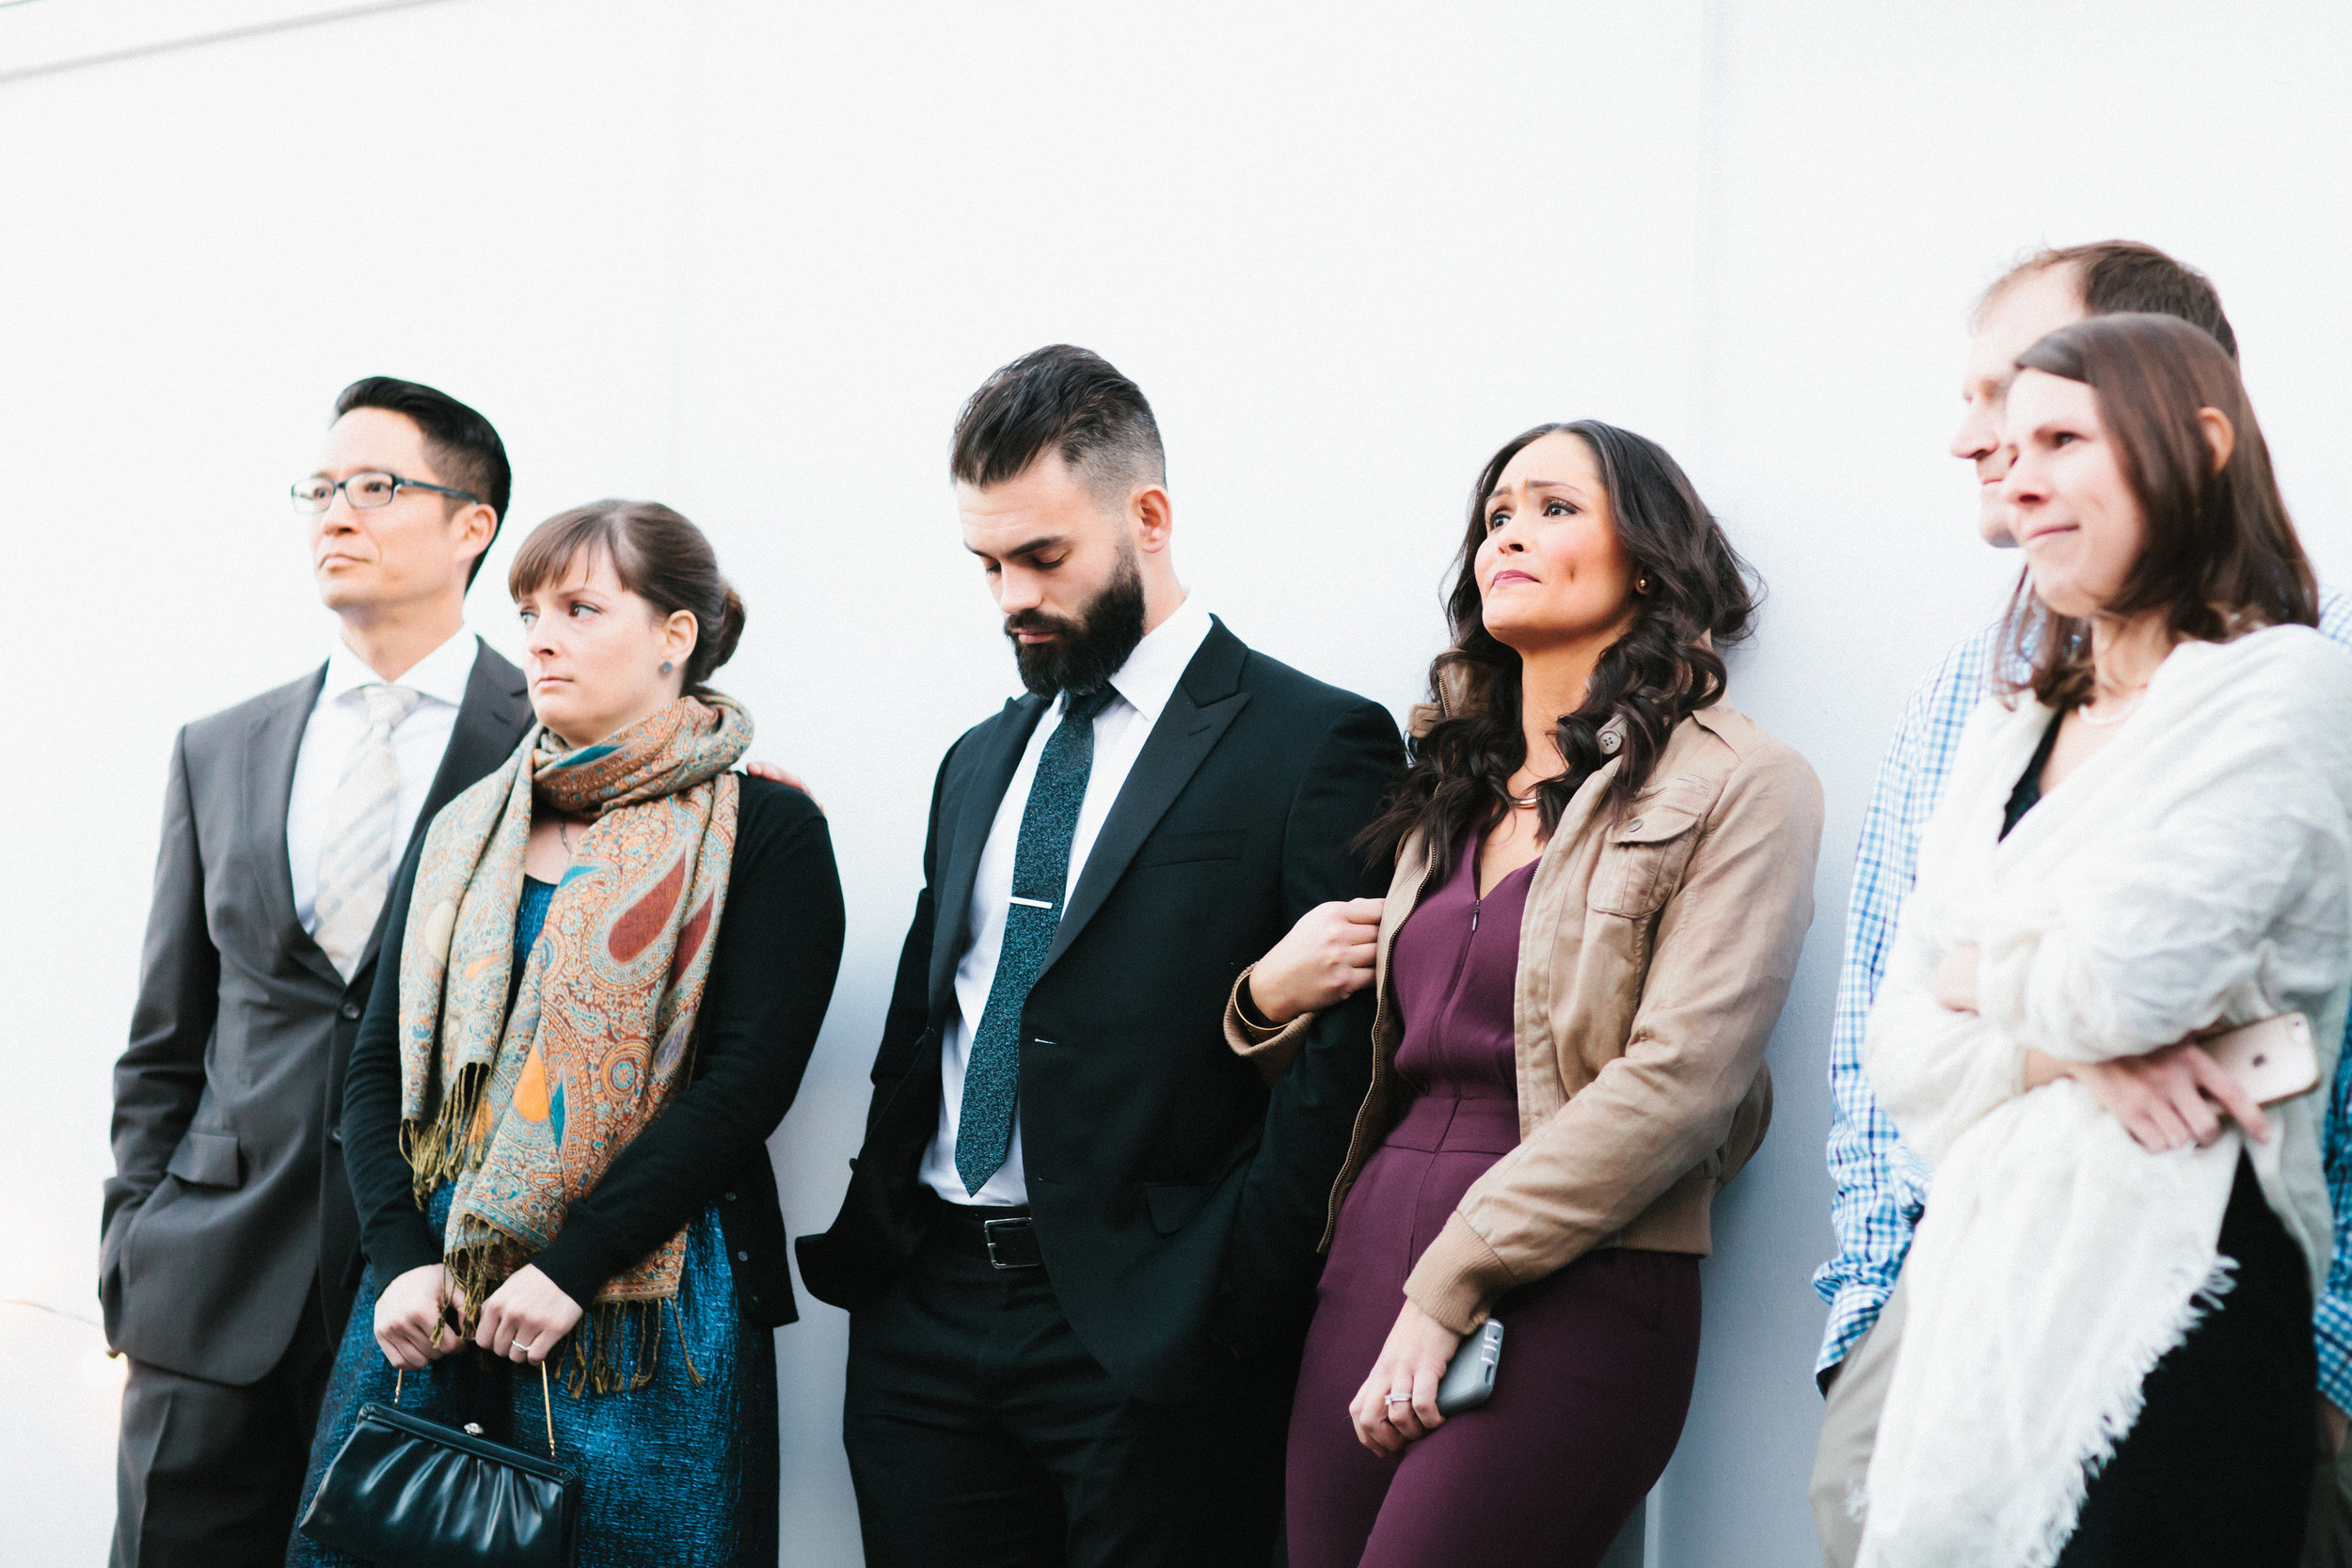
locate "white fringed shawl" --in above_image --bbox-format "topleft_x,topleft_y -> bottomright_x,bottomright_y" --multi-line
1856,626 -> 2352,1568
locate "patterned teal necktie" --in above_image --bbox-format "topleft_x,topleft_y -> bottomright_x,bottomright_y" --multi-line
955,686 -> 1118,1196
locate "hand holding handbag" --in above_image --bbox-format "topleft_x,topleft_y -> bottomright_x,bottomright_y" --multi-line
297,1358 -> 581,1568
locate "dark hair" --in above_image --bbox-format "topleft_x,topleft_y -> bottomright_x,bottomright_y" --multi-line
1981,241 -> 2238,361
508,500 -> 746,694
1361,421 -> 1758,869
2002,313 -> 2314,710
949,344 -> 1166,499
334,376 -> 514,587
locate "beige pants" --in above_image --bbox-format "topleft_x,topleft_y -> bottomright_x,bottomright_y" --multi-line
1810,1266 -> 2352,1568
1808,1273 -> 1906,1568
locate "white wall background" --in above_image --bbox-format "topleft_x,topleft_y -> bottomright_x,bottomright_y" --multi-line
4,3 -> 2349,1562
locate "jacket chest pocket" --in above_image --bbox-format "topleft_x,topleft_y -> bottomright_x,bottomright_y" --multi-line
1131,828 -> 1247,869
1588,803 -> 1704,918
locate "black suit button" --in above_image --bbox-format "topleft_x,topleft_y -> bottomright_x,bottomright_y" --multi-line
341,1002 -> 362,1021
723,1191 -> 738,1202
326,1125 -> 342,1145
737,1250 -> 750,1262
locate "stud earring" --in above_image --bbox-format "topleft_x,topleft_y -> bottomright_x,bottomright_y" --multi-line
660,660 -> 675,674
1636,577 -> 1651,594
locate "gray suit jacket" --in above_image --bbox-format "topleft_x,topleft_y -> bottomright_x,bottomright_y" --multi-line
101,640 -> 533,1385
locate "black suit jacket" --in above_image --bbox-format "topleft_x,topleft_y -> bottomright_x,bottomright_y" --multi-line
101,640 -> 533,1384
798,619 -> 1402,1401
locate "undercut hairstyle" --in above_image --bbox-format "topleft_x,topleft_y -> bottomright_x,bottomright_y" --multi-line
1360,421 -> 1759,870
334,376 -> 513,586
1979,240 -> 2238,361
508,500 -> 746,695
949,344 -> 1166,503
2002,313 -> 2314,712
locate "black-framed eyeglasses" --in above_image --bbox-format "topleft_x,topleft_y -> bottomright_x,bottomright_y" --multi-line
291,471 -> 481,515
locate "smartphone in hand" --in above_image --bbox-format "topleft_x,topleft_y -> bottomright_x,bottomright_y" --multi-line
1436,1320 -> 1504,1417
2204,1013 -> 2319,1105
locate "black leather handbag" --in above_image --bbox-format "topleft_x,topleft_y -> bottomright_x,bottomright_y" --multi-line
297,1361 -> 581,1567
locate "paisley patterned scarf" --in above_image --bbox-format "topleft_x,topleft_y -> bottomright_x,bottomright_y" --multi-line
396,694 -> 751,1332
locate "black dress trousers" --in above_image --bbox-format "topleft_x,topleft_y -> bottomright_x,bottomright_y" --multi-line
845,1207 -> 1291,1568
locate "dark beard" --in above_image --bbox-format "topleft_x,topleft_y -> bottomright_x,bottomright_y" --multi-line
1006,551 -> 1148,699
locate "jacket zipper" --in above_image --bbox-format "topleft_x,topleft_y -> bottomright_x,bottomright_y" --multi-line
1319,839 -> 1448,1252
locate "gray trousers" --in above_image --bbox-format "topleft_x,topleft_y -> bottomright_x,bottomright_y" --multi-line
111,1291 -> 332,1568
1810,1266 -> 2352,1568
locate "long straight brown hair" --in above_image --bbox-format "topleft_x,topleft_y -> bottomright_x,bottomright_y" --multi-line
2002,313 -> 2315,709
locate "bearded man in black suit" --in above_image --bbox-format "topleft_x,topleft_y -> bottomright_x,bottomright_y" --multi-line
800,344 -> 1403,1565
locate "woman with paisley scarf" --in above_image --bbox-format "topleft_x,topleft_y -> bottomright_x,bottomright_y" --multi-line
290,500 -> 845,1568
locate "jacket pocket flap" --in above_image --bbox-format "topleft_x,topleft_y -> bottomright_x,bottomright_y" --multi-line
1611,804 -> 1702,845
1144,1182 -> 1212,1234
166,1130 -> 242,1188
1132,829 -> 1248,869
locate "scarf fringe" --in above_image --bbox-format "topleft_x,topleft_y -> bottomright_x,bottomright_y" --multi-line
544,1296 -> 707,1397
1857,1243 -> 2242,1567
2014,1249 -> 2238,1568
435,1240 -> 706,1402
443,1240 -> 524,1343
401,1063 -> 493,1209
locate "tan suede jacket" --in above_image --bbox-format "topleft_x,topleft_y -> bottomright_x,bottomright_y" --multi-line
1227,700 -> 1822,1333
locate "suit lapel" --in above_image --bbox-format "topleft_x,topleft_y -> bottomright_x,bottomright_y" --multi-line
1038,622 -> 1251,977
247,665 -> 342,988
357,640 -> 534,971
928,694 -> 1050,1000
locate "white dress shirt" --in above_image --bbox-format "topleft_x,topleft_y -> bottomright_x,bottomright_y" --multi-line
919,594 -> 1216,1207
286,628 -> 482,934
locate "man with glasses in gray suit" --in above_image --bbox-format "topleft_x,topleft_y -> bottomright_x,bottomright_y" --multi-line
102,378 -> 535,1567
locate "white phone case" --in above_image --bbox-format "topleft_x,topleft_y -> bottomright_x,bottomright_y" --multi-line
2204,1012 -> 2319,1105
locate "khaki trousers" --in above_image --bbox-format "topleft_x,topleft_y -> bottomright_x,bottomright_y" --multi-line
1808,1272 -> 1905,1568
1810,1265 -> 2352,1568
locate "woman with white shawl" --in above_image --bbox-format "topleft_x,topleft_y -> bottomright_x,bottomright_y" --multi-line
1858,312 -> 2352,1568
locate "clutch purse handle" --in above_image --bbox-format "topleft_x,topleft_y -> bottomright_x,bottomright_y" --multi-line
391,1350 -> 558,1458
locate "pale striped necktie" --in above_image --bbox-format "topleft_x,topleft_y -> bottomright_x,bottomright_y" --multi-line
311,683 -> 423,980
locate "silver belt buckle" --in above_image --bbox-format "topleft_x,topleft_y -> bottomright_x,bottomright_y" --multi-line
983,1216 -> 1039,1270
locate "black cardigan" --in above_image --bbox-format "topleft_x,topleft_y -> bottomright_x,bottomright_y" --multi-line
343,776 -> 845,1327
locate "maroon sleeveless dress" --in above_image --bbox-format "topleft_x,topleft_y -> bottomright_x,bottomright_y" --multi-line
1284,836 -> 1703,1568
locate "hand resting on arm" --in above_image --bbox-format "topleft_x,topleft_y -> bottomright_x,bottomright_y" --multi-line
1933,941 -> 2269,1154
1243,897 -> 1386,1025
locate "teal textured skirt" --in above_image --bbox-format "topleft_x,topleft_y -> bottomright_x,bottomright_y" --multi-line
287,1181 -> 778,1568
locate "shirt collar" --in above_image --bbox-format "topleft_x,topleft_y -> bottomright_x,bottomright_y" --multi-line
323,627 -> 479,708
1100,594 -> 1212,728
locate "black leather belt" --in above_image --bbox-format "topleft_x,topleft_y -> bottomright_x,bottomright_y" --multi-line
938,1203 -> 1043,1270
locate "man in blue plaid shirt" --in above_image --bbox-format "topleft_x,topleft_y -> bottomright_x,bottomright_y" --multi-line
1810,241 -> 2352,1567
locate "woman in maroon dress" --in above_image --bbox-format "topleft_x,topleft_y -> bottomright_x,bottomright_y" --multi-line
1228,421 -> 1822,1568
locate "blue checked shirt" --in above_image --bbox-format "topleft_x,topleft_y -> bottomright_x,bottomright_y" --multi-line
1816,588 -> 2352,1413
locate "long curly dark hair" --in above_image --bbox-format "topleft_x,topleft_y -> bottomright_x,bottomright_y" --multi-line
1360,421 -> 1759,871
